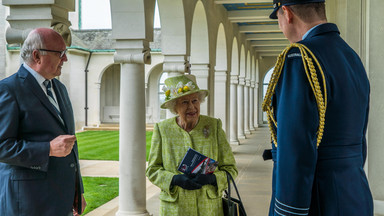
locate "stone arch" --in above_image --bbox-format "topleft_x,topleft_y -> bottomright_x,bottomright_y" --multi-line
239,45 -> 246,78
231,37 -> 239,76
246,51 -> 251,80
157,0 -> 187,55
190,1 -> 209,64
146,63 -> 164,123
190,0 -> 209,115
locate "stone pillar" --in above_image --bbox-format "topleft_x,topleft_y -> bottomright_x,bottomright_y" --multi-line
163,55 -> 190,119
0,5 -> 7,79
237,77 -> 246,139
214,68 -> 228,133
190,63 -> 209,115
250,81 -> 256,131
114,41 -> 150,216
244,79 -> 251,135
366,0 -> 384,214
230,75 -> 240,145
254,82 -> 260,128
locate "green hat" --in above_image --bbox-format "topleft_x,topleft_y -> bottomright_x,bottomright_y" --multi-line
161,74 -> 209,109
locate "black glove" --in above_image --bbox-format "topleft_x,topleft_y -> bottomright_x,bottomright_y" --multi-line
171,174 -> 202,190
262,149 -> 273,161
193,174 -> 217,186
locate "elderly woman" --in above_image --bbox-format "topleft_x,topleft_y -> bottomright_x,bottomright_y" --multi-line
146,74 -> 238,216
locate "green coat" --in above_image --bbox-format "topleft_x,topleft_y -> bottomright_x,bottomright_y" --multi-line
146,115 -> 238,216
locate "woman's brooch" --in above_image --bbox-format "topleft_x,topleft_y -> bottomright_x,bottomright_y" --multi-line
203,125 -> 210,138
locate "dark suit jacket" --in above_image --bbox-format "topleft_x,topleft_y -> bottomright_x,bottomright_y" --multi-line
0,65 -> 83,216
269,23 -> 373,216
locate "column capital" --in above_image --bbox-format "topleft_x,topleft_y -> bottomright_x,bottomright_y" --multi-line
238,77 -> 246,86
113,39 -> 151,64
163,55 -> 190,73
251,81 -> 256,88
230,75 -> 239,85
245,79 -> 251,87
3,1 -> 74,45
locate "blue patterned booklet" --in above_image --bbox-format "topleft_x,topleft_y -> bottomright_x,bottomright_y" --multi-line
178,147 -> 218,175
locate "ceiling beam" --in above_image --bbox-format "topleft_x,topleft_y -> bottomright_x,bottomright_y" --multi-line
227,10 -> 271,23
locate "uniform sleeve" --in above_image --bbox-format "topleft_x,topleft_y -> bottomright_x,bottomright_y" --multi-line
214,118 -> 238,196
274,53 -> 319,215
145,123 -> 177,195
0,84 -> 50,171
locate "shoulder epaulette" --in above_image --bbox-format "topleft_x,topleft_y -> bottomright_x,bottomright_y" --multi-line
262,43 -> 327,148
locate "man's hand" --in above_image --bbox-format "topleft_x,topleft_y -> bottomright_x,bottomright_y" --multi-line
49,135 -> 76,157
73,193 -> 86,216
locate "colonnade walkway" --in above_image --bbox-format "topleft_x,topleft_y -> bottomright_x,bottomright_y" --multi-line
80,127 -> 273,216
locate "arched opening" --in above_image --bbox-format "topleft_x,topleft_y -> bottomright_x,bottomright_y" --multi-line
100,64 -> 121,123
262,67 -> 274,123
190,1 -> 209,115
158,72 -> 169,121
214,23 -> 228,131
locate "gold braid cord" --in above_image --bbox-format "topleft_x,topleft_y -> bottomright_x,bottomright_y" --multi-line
262,43 -> 327,148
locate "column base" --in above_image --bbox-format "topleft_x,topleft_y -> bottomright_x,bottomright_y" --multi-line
244,130 -> 251,135
116,210 -> 150,216
230,140 -> 240,145
238,134 -> 246,139
250,127 -> 256,131
374,200 -> 384,215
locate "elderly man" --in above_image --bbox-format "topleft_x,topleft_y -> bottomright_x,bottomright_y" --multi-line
263,0 -> 373,215
0,28 -> 86,216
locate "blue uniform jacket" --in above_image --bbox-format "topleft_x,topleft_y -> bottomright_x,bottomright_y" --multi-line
0,65 -> 84,216
269,23 -> 373,216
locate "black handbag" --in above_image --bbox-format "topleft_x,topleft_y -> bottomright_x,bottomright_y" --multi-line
222,170 -> 247,216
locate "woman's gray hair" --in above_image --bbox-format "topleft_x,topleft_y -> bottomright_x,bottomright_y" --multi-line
20,31 -> 45,64
168,92 -> 206,115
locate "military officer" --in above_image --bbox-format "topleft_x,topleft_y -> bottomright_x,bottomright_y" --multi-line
263,0 -> 374,215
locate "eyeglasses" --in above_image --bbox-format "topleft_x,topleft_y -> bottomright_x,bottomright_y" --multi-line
38,49 -> 67,58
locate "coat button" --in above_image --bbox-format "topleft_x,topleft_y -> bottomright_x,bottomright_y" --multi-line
70,163 -> 75,168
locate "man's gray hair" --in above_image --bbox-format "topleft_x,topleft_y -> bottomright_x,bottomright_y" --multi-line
168,92 -> 206,115
20,31 -> 45,64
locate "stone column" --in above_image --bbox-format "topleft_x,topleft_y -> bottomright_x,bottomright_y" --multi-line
230,75 -> 240,145
190,63 -> 210,115
237,77 -> 246,139
249,81 -> 256,131
366,0 -> 384,214
2,0 -> 74,46
163,55 -> 190,119
114,41 -> 150,216
244,79 -> 251,135
254,82 -> 260,128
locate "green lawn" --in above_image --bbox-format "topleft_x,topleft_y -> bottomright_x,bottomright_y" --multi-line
76,130 -> 153,215
76,130 -> 153,161
82,177 -> 119,215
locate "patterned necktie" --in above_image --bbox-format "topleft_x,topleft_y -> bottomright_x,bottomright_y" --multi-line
43,79 -> 63,119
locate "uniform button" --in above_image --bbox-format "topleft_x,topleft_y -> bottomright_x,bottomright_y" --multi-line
70,163 -> 75,168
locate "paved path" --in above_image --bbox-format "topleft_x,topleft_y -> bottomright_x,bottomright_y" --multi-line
81,127 -> 273,216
